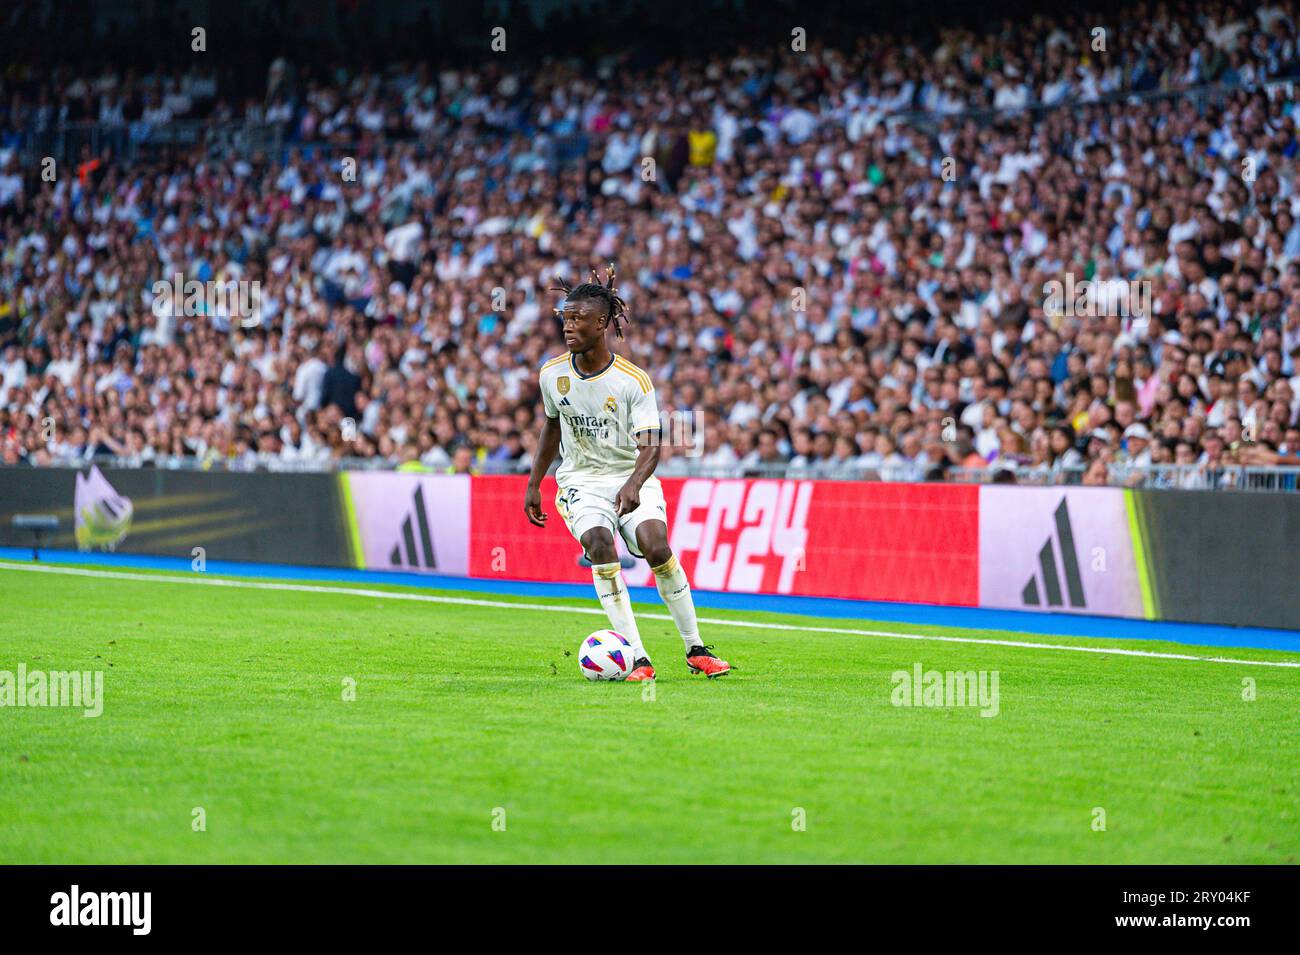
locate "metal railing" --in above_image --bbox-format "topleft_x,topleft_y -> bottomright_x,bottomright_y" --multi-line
14,455 -> 1300,491
949,463 -> 1300,492
14,116 -> 586,170
14,75 -> 1300,169
888,75 -> 1300,133
17,120 -> 286,167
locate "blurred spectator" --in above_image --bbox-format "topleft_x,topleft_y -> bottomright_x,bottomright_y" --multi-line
0,0 -> 1299,485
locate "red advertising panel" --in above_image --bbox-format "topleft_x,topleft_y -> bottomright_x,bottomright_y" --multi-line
772,479 -> 978,604
470,476 -> 979,606
470,475 -> 590,582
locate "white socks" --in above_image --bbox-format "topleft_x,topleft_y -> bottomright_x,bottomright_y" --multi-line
592,556 -> 703,659
591,563 -> 646,660
651,555 -> 703,651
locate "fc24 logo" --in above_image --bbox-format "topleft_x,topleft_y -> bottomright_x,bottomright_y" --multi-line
669,480 -> 811,593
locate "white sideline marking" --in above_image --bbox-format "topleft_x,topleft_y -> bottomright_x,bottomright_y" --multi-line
2,560 -> 1298,669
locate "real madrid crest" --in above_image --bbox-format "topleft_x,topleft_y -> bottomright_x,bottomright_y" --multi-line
604,396 -> 617,413
557,376 -> 570,395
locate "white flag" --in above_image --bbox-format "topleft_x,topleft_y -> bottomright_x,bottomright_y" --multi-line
74,465 -> 133,551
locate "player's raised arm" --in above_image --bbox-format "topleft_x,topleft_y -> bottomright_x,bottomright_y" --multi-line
524,414 -> 561,526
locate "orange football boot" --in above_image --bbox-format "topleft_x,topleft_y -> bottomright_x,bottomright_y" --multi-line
686,645 -> 731,678
625,658 -> 656,681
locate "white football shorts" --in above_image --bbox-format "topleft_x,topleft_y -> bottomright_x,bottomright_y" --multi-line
555,475 -> 667,559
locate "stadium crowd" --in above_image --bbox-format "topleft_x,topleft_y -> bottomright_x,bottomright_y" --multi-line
3,0 -> 1300,486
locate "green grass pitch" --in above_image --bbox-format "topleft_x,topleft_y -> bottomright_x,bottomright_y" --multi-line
1,562 -> 1297,864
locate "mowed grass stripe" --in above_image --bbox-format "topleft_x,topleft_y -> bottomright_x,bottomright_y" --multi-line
2,561 -> 1296,668
2,568 -> 1297,863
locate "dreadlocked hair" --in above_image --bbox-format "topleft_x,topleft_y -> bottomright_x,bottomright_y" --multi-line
550,263 -> 630,339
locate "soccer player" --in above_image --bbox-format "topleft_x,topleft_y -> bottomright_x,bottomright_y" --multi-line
523,266 -> 730,681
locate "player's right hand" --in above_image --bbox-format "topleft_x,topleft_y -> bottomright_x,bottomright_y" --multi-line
524,484 -> 547,527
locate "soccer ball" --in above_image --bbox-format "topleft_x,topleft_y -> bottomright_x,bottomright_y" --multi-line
578,630 -> 635,681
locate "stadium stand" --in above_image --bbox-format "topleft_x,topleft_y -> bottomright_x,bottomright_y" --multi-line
2,0 -> 1300,490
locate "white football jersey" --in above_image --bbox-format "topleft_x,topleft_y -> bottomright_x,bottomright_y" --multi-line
540,351 -> 660,487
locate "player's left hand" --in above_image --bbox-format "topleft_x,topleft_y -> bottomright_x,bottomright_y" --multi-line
524,484 -> 547,526
615,481 -> 641,516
